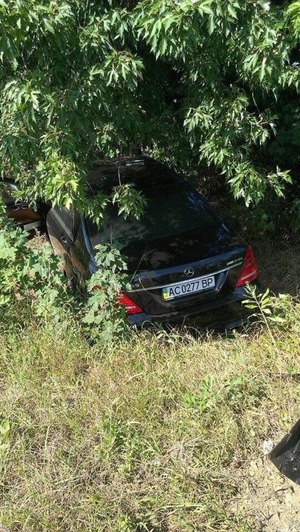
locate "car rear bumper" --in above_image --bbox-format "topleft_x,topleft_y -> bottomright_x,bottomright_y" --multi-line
127,284 -> 255,330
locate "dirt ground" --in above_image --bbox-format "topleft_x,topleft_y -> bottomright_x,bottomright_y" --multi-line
230,240 -> 300,531
230,454 -> 300,531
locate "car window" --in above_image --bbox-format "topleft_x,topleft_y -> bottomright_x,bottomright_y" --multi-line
88,160 -> 183,193
87,184 -> 220,250
51,206 -> 80,241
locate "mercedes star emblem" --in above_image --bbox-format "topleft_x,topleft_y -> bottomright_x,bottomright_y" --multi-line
184,267 -> 194,278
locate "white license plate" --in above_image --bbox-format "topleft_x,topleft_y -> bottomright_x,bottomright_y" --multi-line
162,275 -> 215,300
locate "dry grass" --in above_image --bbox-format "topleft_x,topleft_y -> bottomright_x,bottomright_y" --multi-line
0,232 -> 300,531
0,302 -> 300,531
255,239 -> 300,296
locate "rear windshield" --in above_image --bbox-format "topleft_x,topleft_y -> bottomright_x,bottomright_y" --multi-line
87,183 -> 220,250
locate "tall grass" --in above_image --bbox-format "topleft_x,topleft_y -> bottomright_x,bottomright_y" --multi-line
0,300 -> 299,531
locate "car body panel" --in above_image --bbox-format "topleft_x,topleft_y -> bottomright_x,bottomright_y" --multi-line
125,247 -> 245,317
46,156 -> 258,328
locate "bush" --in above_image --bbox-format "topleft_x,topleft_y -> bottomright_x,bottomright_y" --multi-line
0,215 -> 73,325
0,215 -> 131,341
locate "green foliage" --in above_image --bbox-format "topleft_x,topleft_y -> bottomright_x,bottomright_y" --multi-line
134,0 -> 299,203
0,0 -> 300,213
0,216 -> 73,321
83,243 -> 131,342
0,230 -> 300,528
112,184 -> 148,220
287,1 -> 300,34
0,417 -> 10,476
0,0 -> 145,216
0,216 -> 133,340
227,165 -> 291,207
243,285 -> 295,344
184,375 -> 217,414
2,294 -> 300,530
0,182 -> 132,339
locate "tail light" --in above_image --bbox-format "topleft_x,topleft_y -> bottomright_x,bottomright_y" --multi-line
236,246 -> 258,287
117,292 -> 143,315
92,286 -> 143,315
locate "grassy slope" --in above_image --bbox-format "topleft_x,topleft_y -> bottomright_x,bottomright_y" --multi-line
0,307 -> 300,531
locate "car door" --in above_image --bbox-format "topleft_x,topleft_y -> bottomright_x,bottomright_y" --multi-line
47,206 -> 92,283
46,206 -> 79,261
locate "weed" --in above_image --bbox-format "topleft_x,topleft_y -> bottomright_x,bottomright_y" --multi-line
0,418 -> 10,478
0,226 -> 300,529
0,305 -> 299,530
243,285 -> 295,345
83,243 -> 131,343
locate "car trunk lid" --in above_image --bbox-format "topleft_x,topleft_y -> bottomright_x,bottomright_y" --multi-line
127,236 -> 246,317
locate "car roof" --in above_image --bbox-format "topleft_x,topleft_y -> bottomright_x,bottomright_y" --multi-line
87,156 -> 184,192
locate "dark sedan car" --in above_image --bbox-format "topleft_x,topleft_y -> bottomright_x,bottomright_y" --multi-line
46,157 -> 258,328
